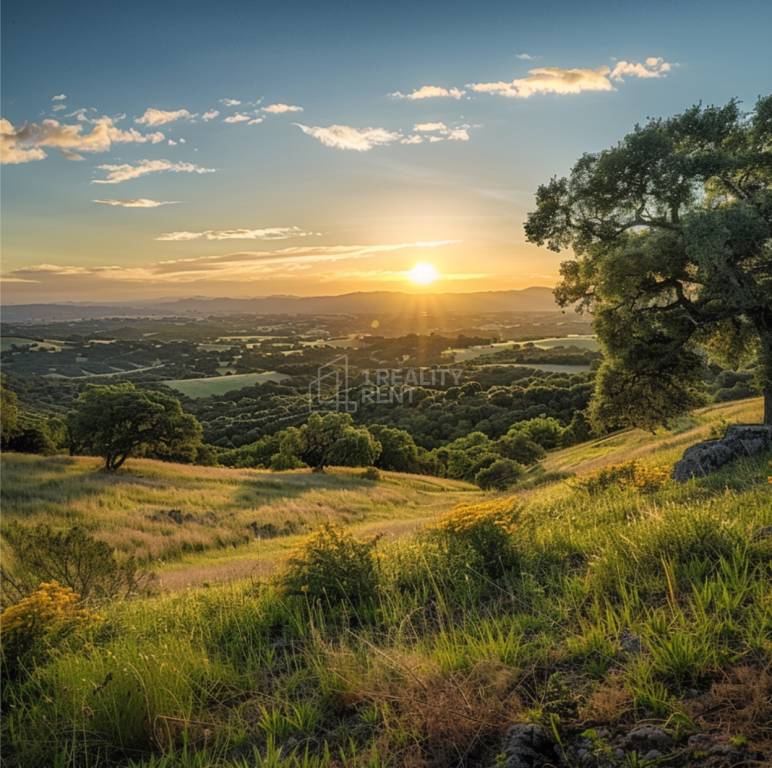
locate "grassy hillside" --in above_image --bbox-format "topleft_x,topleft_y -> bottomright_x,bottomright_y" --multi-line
2,398 -> 770,767
0,456 -> 478,588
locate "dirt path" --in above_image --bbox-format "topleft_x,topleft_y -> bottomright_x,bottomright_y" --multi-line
158,515 -> 431,591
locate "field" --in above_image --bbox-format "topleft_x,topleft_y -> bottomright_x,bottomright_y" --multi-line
162,371 -> 290,398
2,398 -> 770,767
447,334 -> 600,363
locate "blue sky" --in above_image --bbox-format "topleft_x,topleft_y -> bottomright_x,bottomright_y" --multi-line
2,0 -> 771,301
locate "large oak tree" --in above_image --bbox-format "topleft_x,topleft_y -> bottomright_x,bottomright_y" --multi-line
526,97 -> 772,428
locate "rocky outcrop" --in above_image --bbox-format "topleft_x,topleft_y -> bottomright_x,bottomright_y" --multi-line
672,424 -> 772,482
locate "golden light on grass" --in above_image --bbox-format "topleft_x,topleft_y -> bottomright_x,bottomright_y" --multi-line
407,262 -> 439,285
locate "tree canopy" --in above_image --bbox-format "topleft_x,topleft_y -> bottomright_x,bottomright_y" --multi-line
68,383 -> 203,470
526,97 -> 772,428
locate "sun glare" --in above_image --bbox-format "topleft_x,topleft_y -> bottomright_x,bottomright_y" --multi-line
407,262 -> 439,285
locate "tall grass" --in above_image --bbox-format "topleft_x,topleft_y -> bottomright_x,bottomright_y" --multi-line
2,410 -> 770,766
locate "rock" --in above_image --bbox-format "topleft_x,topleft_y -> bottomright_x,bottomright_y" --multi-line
622,725 -> 674,753
499,723 -> 557,768
672,424 -> 772,482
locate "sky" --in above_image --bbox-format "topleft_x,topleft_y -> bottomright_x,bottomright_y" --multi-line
2,0 -> 771,303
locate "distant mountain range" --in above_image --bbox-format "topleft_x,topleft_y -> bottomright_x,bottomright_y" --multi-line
2,287 -> 561,323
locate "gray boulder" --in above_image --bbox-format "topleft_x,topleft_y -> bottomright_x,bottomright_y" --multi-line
672,424 -> 772,482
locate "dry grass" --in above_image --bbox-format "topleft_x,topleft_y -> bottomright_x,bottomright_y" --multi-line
0,454 -> 479,573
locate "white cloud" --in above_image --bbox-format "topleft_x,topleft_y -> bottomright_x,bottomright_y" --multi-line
414,122 -> 448,132
610,57 -> 671,80
294,123 -> 401,151
135,108 -> 193,126
262,103 -> 303,114
400,135 -> 424,145
516,53 -> 536,61
92,159 -> 215,184
94,198 -> 180,208
248,117 -> 264,125
51,104 -> 67,112
391,85 -> 465,100
220,98 -> 242,106
51,94 -> 67,101
446,127 -> 470,141
201,109 -> 220,121
468,57 -> 673,98
223,113 -> 251,123
0,116 -> 164,164
156,226 -> 317,241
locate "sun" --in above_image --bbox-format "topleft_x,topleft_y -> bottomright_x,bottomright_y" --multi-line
407,262 -> 439,286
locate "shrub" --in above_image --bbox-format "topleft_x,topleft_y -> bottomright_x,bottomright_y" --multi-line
280,524 -> 380,607
1,524 -> 147,606
475,458 -> 524,490
581,461 -> 669,494
1,581 -> 98,679
430,500 -> 520,578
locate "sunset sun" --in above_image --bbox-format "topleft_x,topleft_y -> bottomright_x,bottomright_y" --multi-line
407,262 -> 439,285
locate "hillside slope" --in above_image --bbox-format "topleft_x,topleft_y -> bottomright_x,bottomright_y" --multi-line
0,455 -> 479,588
2,399 -> 770,767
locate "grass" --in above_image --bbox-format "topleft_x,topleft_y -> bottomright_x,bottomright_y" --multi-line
162,371 -> 290,398
2,398 -> 770,767
0,456 -> 478,581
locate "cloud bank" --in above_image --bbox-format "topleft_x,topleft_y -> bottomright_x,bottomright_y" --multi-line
94,198 -> 180,208
155,226 -> 317,241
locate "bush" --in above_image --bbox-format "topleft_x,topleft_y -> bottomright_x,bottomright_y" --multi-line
475,458 -> 524,490
1,524 -> 147,606
1,581 -> 98,680
280,524 -> 380,607
581,461 -> 669,494
430,500 -> 520,579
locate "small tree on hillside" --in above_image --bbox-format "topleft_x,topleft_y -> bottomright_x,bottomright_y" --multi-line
68,383 -> 203,471
277,413 -> 381,471
525,97 -> 772,428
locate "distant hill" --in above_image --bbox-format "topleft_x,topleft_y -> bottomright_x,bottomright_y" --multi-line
1,287 -> 560,322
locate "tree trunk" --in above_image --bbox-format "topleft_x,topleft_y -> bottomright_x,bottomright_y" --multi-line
755,313 -> 772,425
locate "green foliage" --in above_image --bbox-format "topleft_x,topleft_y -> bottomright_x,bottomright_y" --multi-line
0,382 -> 20,445
276,413 -> 381,471
526,96 -> 772,427
368,424 -> 420,472
1,524 -> 146,606
68,383 -> 203,470
280,524 -> 379,606
475,458 -> 524,490
509,415 -> 565,449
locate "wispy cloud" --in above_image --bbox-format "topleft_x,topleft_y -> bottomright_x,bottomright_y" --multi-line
468,57 -> 673,98
94,198 -> 180,208
2,241 -> 459,290
51,104 -> 67,113
201,109 -> 220,121
294,123 -> 402,151
1,116 -> 164,164
220,98 -> 242,106
262,103 -> 303,114
51,94 -> 67,101
135,108 -> 193,126
92,159 -> 215,184
391,85 -> 465,100
223,112 -> 263,125
156,226 -> 317,241
516,52 -> 536,61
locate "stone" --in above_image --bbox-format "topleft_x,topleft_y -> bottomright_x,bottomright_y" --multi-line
499,723 -> 557,768
672,425 -> 772,482
622,725 -> 674,753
